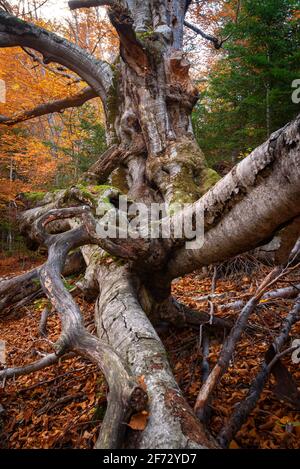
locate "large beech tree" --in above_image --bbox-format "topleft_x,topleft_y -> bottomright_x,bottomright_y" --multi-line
0,0 -> 300,449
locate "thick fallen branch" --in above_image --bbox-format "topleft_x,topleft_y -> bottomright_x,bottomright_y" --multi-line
164,114 -> 300,281
0,87 -> 97,126
217,294 -> 300,447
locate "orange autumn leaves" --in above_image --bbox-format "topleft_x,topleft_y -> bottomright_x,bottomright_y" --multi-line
0,38 -> 76,206
0,10 -> 117,209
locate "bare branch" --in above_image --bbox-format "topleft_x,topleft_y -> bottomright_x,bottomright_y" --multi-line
68,0 -> 114,9
184,20 -> 223,49
83,145 -> 125,184
220,283 -> 300,312
0,353 -> 60,381
23,47 -> 83,83
193,267 -> 285,420
0,87 -> 97,126
218,294 -> 300,447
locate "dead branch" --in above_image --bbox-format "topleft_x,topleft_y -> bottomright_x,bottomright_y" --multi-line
0,87 -> 97,126
22,47 -> 83,83
34,208 -> 147,448
39,307 -> 50,337
193,267 -> 284,420
0,353 -> 60,381
217,295 -> 300,447
0,11 -> 112,106
184,20 -> 223,49
83,145 -> 126,184
68,0 -> 114,9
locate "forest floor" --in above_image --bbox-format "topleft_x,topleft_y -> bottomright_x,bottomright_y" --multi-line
0,254 -> 300,449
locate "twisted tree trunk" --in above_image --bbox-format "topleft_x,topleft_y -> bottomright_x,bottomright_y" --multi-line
0,1 -> 300,449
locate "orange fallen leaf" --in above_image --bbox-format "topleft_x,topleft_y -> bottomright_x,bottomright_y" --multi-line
229,440 -> 240,449
128,411 -> 149,431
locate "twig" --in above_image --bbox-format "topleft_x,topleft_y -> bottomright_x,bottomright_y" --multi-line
39,307 -> 50,337
217,295 -> 300,447
193,267 -> 285,420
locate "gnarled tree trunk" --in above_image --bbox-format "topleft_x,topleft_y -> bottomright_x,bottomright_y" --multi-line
0,0 -> 300,449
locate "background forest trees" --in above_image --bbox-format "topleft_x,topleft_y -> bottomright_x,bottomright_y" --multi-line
193,0 -> 300,167
0,2 -> 116,249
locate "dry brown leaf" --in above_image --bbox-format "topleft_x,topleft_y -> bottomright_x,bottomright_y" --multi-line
229,440 -> 240,449
128,411 -> 149,431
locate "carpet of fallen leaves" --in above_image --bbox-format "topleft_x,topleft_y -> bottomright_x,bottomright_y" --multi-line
0,255 -> 300,449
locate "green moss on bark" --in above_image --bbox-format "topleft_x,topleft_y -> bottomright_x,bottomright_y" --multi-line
201,168 -> 221,194
23,192 -> 45,203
